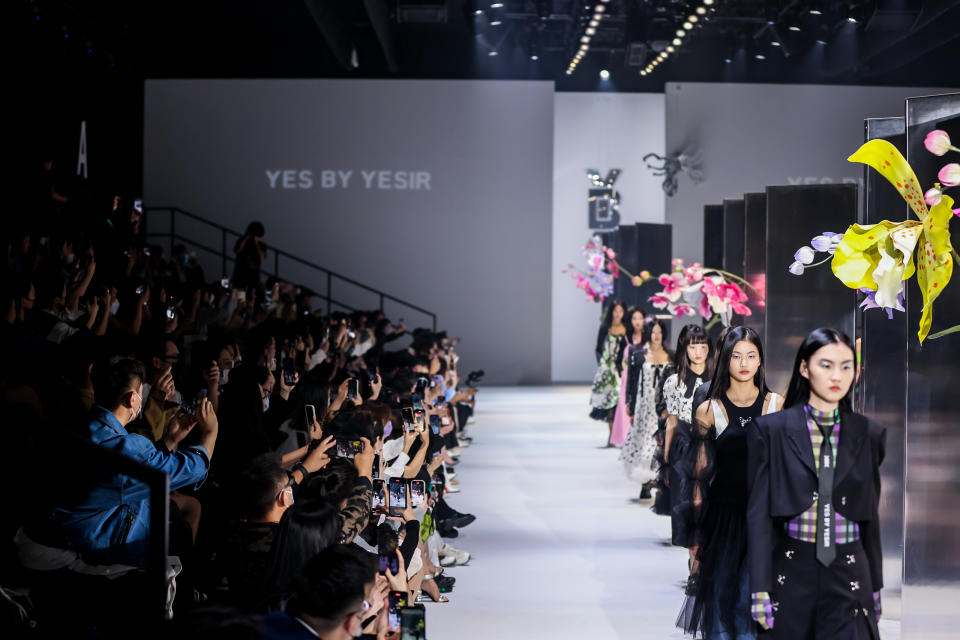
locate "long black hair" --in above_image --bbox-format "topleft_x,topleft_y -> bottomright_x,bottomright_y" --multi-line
784,327 -> 856,412
707,326 -> 769,401
643,318 -> 670,351
262,498 -> 341,599
600,299 -> 627,331
674,324 -> 713,387
625,307 -> 647,344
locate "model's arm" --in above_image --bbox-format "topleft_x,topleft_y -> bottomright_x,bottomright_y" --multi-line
746,416 -> 775,629
861,422 -> 887,594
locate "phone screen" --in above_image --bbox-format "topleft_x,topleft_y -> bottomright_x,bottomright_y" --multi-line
372,454 -> 381,480
429,414 -> 440,434
133,199 -> 143,214
415,377 -> 428,397
305,404 -> 316,426
388,478 -> 407,516
166,305 -> 176,320
282,357 -> 296,385
336,440 -> 355,459
409,480 -> 426,507
372,479 -> 386,509
388,591 -> 405,631
347,378 -> 359,399
378,529 -> 399,575
401,606 -> 426,640
401,407 -> 415,431
414,409 -> 426,433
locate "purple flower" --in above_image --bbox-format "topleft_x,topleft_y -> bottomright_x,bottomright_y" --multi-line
859,287 -> 904,320
788,261 -> 805,276
794,246 -> 815,265
810,233 -> 841,253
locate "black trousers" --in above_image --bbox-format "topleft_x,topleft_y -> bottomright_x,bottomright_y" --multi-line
761,536 -> 879,640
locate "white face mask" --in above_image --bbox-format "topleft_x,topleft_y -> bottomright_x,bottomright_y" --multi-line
219,369 -> 230,386
131,390 -> 143,422
263,396 -> 270,412
270,357 -> 277,371
110,299 -> 121,316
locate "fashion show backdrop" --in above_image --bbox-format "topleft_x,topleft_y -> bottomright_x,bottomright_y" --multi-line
664,82 -> 951,263
143,79 -> 554,385
552,92 -> 665,382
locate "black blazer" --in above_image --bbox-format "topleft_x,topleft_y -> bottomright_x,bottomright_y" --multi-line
746,405 -> 886,594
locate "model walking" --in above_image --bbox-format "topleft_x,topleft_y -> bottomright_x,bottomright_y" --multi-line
609,308 -> 647,448
590,301 -> 627,446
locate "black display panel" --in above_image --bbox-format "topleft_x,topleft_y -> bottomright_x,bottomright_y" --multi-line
743,192 -> 767,338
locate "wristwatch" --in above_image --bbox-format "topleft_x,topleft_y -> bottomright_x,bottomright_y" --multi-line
293,461 -> 310,479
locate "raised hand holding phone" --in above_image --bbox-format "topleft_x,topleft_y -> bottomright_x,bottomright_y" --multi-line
353,437 -> 375,479
304,435 -> 335,473
163,412 -> 197,451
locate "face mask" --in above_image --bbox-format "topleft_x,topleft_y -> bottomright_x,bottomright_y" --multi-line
64,253 -> 76,265
219,369 -> 230,386
131,391 -> 143,422
270,357 -> 277,371
110,299 -> 121,316
382,420 -> 393,438
263,396 -> 270,412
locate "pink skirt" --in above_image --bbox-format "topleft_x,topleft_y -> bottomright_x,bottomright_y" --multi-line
609,365 -> 631,446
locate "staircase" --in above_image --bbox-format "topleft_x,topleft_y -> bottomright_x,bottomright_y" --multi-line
144,206 -> 436,329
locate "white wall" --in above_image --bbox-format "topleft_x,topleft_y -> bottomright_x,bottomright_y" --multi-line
552,92 -> 666,382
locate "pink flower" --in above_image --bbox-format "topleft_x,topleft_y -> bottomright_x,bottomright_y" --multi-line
658,273 -> 686,300
925,187 -> 943,206
925,130 -> 952,156
649,294 -> 671,309
955,208 -> 960,217
672,303 -> 696,318
721,282 -> 748,303
699,294 -> 712,318
684,262 -> 704,282
608,258 -> 620,278
731,301 -> 752,316
939,163 -> 960,187
605,247 -> 616,259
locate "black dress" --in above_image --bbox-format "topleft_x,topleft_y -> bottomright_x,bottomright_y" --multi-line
677,392 -> 768,639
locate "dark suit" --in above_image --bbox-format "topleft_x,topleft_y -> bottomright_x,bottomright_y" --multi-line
747,405 -> 885,639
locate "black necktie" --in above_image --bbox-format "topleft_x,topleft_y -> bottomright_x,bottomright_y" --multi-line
815,415 -> 836,567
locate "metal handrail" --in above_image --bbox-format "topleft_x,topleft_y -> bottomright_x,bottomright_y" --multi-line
144,206 -> 437,329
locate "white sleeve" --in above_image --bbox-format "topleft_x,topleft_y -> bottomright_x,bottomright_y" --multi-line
663,374 -> 680,416
382,452 -> 411,479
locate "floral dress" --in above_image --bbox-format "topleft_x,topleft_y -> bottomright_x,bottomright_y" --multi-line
589,332 -> 622,421
620,361 -> 669,484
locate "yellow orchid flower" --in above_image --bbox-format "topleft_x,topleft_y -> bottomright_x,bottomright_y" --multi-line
848,139 -> 928,221
916,195 -> 955,342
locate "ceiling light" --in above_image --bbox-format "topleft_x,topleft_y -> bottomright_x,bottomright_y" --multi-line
704,0 -> 714,5
640,70 -> 647,76
474,9 -> 483,15
585,27 -> 596,35
847,17 -> 858,23
490,20 -> 502,26
724,57 -> 732,63
809,9 -> 822,16
580,44 -> 589,51
589,19 -> 598,27
490,2 -> 504,7
599,69 -> 610,79
594,5 -> 605,12
489,50 -> 498,56
672,38 -> 682,45
593,13 -> 602,21
666,45 -> 675,52
581,36 -> 591,43
789,25 -> 801,31
676,29 -> 686,37
530,55 -> 539,60
815,38 -> 827,45
755,53 -> 766,60
771,40 -> 781,46
689,15 -> 699,23
683,22 -> 692,30
696,6 -> 706,14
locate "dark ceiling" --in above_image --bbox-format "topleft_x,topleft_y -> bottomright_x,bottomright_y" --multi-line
16,0 -> 960,91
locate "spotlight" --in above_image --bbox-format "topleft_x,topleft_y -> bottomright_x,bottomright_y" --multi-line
490,20 -> 502,26
640,70 -> 647,76
595,5 -> 605,12
666,45 -> 675,52
755,53 -> 766,60
847,17 -> 858,23
473,9 -> 483,15
696,6 -> 706,14
581,35 -> 591,43
771,40 -> 781,46
673,38 -> 682,45
489,50 -> 498,56
789,25 -> 801,31
683,22 -> 692,30
599,69 -> 610,79
724,57 -> 732,63
704,0 -> 713,4
566,70 -> 572,75
689,15 -> 699,23
586,27 -> 596,35
676,29 -> 686,37
593,13 -> 602,21
589,19 -> 598,27
490,2 -> 504,7
815,38 -> 827,45
809,9 -> 822,16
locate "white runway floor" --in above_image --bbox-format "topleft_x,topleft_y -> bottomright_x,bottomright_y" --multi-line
428,386 -> 901,640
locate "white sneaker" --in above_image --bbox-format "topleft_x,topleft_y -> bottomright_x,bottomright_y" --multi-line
448,447 -> 464,456
440,543 -> 471,566
456,438 -> 470,448
445,485 -> 461,494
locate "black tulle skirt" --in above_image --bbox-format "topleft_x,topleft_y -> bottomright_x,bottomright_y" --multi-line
676,502 -> 755,639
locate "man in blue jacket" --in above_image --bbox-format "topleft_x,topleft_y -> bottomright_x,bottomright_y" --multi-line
40,357 -> 218,568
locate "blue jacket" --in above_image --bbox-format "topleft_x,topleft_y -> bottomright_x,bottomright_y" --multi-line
42,406 -> 210,567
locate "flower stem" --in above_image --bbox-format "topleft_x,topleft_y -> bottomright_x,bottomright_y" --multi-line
927,323 -> 960,340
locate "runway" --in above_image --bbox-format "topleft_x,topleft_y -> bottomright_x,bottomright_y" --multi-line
428,386 -> 901,640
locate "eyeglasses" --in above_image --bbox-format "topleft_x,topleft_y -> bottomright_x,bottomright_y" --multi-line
161,354 -> 180,363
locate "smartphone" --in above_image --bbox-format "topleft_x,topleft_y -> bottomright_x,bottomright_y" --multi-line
378,528 -> 399,575
220,277 -> 230,290
347,378 -> 359,400
304,404 -> 317,426
415,377 -> 428,397
414,409 -> 426,433
401,407 -> 415,431
429,414 -> 440,435
409,479 -> 426,508
236,290 -> 247,303
135,284 -> 145,295
372,479 -> 386,509
388,591 -> 405,631
400,605 -> 426,640
133,198 -> 143,214
388,477 -> 406,517
431,469 -> 445,492
336,439 -> 364,459
166,304 -> 176,320
372,454 -> 381,480
282,357 -> 296,386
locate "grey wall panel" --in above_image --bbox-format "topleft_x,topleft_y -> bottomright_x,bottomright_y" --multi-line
902,93 -> 960,640
743,192 -> 766,339
764,184 -> 857,395
860,117 -> 907,622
